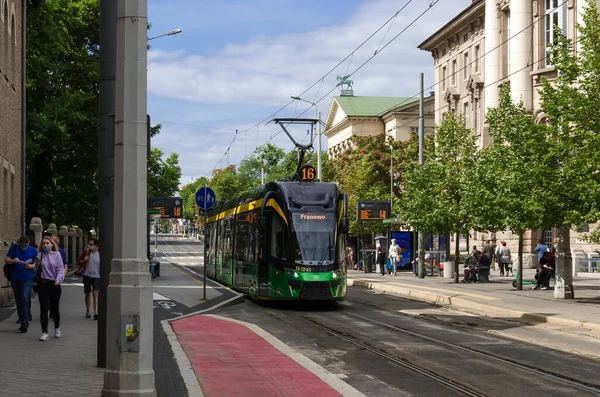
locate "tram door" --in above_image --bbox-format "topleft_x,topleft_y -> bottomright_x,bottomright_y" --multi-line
258,213 -> 274,297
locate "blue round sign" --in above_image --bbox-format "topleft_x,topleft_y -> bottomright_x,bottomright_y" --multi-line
195,187 -> 216,210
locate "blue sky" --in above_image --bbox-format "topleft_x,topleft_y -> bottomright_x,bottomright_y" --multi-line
147,0 -> 472,185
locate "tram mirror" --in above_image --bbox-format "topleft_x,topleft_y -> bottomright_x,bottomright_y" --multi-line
342,216 -> 349,234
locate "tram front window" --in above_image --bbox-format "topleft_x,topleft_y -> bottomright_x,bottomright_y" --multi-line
291,213 -> 335,266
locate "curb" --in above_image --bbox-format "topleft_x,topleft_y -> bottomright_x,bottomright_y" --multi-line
162,320 -> 204,397
348,279 -> 600,332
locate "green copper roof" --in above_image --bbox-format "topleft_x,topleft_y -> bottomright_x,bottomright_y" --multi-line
334,96 -> 419,117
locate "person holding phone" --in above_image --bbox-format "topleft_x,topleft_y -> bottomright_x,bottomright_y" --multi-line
5,236 -> 37,333
35,236 -> 64,341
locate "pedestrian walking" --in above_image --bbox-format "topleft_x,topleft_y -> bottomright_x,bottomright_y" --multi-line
4,236 -> 37,333
49,235 -> 68,320
377,244 -> 387,276
483,239 -> 496,271
388,239 -> 401,276
35,236 -> 64,341
497,241 -> 512,276
82,238 -> 100,320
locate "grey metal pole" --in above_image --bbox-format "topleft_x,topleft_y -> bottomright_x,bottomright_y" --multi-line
21,0 -> 26,235
317,110 -> 322,181
102,0 -> 155,394
97,0 -> 117,368
203,184 -> 207,300
418,73 -> 426,279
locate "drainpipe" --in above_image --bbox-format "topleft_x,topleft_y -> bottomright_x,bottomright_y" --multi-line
21,0 -> 27,235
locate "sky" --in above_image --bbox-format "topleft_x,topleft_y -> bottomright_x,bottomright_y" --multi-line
147,0 -> 473,186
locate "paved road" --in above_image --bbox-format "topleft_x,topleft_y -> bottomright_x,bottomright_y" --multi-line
211,289 -> 600,396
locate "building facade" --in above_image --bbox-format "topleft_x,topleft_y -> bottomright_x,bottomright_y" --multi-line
0,0 -> 23,304
419,0 -> 599,268
324,94 -> 436,157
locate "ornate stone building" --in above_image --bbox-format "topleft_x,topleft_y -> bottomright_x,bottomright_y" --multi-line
324,94 -> 436,158
0,0 -> 23,305
418,0 -> 599,270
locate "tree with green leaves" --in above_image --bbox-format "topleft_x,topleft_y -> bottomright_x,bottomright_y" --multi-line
329,133 -> 420,237
467,85 -> 556,290
401,112 -> 477,281
26,0 -> 100,229
535,2 -> 600,297
210,165 -> 243,203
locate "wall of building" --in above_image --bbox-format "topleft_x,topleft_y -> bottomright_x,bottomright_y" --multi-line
0,0 -> 23,304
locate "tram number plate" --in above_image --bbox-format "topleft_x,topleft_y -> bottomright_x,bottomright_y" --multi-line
299,165 -> 316,182
295,266 -> 313,272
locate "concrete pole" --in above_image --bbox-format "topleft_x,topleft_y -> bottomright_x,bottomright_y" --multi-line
97,0 -> 117,369
510,0 -> 532,110
101,0 -> 156,395
484,0 -> 501,112
554,227 -> 574,299
317,110 -> 322,181
418,73 -> 426,279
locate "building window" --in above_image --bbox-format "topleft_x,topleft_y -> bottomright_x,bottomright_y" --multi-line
464,102 -> 470,129
474,45 -> 480,73
545,0 -> 565,66
464,51 -> 469,80
475,98 -> 480,134
452,59 -> 456,86
463,33 -> 468,42
441,48 -> 446,57
3,3 -> 8,77
10,14 -> 15,84
442,66 -> 447,91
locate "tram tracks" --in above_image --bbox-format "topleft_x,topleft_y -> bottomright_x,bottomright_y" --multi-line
287,309 -> 600,396
288,311 -> 487,397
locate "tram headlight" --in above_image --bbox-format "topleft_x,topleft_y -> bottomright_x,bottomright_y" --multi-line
332,272 -> 337,279
294,272 -> 299,278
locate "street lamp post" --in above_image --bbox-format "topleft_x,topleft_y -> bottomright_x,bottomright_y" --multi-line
148,28 -> 182,41
291,96 -> 322,181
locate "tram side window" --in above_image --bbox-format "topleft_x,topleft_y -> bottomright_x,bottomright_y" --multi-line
251,210 -> 263,264
271,216 -> 288,260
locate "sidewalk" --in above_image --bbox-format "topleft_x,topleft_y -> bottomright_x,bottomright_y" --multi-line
0,283 -> 104,396
347,268 -> 600,332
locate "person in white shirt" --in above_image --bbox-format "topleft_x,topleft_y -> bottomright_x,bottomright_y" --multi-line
81,238 -> 101,320
388,239 -> 401,276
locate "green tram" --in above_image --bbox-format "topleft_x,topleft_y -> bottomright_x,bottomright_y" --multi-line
205,177 -> 349,301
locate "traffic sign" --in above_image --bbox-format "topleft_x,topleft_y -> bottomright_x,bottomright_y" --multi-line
195,187 -> 216,210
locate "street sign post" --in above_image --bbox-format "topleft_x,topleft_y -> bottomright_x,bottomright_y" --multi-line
195,186 -> 216,300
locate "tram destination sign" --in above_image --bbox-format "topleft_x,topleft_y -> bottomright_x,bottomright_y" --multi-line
148,196 -> 183,219
357,200 -> 390,222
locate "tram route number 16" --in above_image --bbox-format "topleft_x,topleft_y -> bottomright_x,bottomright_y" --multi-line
300,165 -> 316,182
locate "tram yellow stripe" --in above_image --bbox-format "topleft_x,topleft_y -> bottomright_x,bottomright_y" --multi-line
206,197 -> 288,225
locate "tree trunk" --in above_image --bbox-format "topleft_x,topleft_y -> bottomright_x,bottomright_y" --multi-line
517,233 -> 524,291
454,232 -> 460,283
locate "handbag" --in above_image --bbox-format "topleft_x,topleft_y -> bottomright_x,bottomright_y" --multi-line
385,258 -> 392,270
2,244 -> 18,281
74,249 -> 89,277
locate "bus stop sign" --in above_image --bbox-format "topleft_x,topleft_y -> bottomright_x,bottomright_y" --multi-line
195,187 -> 216,210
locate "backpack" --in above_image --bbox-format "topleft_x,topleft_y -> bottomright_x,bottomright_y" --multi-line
3,244 -> 18,281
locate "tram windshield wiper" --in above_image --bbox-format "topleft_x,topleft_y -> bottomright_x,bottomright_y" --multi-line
316,241 -> 332,271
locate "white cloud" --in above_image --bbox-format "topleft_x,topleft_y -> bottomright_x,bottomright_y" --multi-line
149,0 -> 471,106
148,0 -> 472,182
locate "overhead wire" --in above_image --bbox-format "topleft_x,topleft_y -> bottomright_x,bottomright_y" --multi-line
203,0 -> 417,176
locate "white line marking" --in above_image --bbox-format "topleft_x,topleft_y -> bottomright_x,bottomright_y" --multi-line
153,293 -> 171,300
204,315 -> 366,397
162,320 -> 204,397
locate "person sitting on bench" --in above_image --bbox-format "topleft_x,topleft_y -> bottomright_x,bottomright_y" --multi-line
463,251 -> 483,283
534,251 -> 555,290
